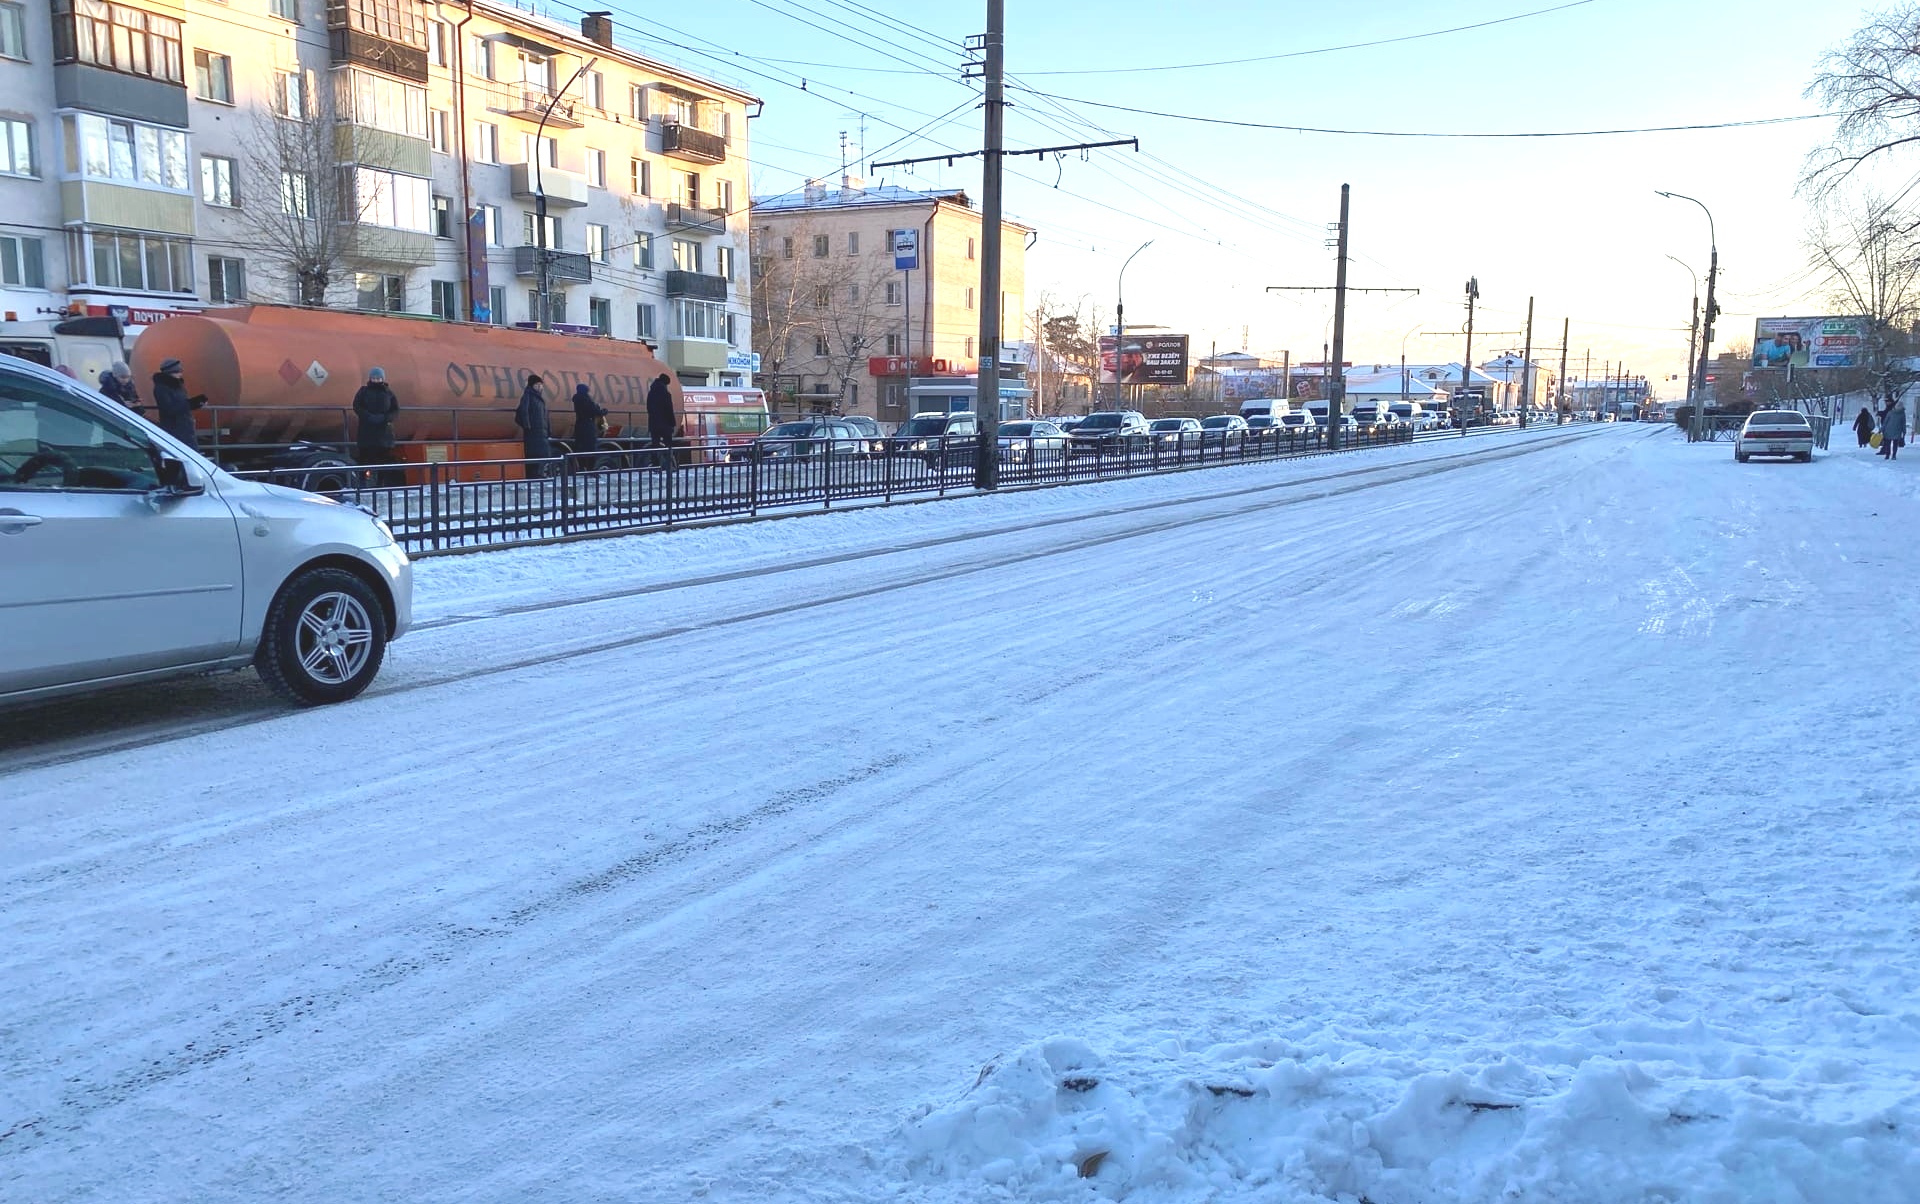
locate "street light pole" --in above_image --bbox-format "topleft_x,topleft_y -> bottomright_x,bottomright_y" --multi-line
1665,254 -> 1700,412
1114,239 -> 1152,408
1657,191 -> 1718,440
1458,277 -> 1479,434
534,56 -> 598,331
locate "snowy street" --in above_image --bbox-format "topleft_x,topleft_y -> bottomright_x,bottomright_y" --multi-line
3,425 -> 1917,1202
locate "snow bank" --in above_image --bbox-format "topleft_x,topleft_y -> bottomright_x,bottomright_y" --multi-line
899,1022 -> 1920,1202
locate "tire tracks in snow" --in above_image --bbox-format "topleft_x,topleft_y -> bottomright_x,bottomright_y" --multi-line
0,429 -> 1604,778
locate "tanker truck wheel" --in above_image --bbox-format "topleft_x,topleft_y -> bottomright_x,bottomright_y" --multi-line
255,567 -> 389,706
298,453 -> 358,494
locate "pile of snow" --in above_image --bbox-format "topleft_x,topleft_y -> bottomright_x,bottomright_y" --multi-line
899,1025 -> 1917,1201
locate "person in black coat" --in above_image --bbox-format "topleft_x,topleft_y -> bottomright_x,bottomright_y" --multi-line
99,362 -> 141,412
352,366 -> 402,484
571,382 -> 606,455
150,358 -> 203,449
1855,405 -> 1879,448
646,373 -> 676,467
514,375 -> 552,462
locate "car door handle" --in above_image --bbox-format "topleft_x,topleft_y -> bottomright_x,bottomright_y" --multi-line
0,510 -> 45,533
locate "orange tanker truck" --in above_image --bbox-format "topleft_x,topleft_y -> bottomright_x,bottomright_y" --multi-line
128,305 -> 768,480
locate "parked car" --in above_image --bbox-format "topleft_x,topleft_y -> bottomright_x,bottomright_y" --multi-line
839,414 -> 884,456
997,419 -> 1068,462
1734,410 -> 1815,463
1199,414 -> 1249,446
891,411 -> 979,467
1277,412 -> 1319,437
1066,410 -> 1150,456
746,419 -> 868,462
0,355 -> 412,708
1148,417 -> 1203,450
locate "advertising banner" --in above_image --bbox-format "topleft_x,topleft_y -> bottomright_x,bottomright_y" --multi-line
1099,333 -> 1189,385
1750,316 -> 1867,369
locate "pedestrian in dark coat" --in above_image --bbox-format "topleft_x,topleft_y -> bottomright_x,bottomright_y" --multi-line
1855,406 -> 1877,447
150,358 -> 202,449
514,375 -> 552,461
352,366 -> 402,484
571,382 -> 606,454
646,373 -> 676,467
1884,400 -> 1908,461
99,362 -> 141,412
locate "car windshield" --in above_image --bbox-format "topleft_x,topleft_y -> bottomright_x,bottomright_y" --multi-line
1149,419 -> 1186,431
1248,416 -> 1276,428
1749,411 -> 1808,426
999,423 -> 1034,436
1201,416 -> 1235,428
763,423 -> 818,438
1078,413 -> 1123,429
899,417 -> 950,436
1280,414 -> 1305,423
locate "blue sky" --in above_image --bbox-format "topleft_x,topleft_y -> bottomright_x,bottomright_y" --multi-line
587,0 -> 1873,391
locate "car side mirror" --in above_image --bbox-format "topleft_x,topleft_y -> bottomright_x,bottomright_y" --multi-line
155,456 -> 206,498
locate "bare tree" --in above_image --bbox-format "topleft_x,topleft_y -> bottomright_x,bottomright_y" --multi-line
1805,4 -> 1920,196
749,218 -> 825,406
1032,292 -> 1105,410
750,219 -> 899,410
1807,189 -> 1920,404
817,255 -> 898,406
230,71 -> 374,306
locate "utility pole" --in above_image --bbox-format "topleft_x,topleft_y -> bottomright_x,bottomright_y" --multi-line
1518,295 -> 1534,429
1328,184 -> 1351,451
1114,240 -> 1152,409
1458,277 -> 1479,435
972,0 -> 1004,489
1582,349 -> 1590,418
1556,318 -> 1569,424
534,56 -> 598,331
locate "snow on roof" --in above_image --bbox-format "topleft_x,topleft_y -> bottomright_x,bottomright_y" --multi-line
752,184 -> 973,213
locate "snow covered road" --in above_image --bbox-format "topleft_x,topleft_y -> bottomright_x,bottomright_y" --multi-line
4,425 -> 1917,1202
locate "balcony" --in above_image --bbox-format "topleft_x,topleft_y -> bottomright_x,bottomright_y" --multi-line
664,270 -> 728,301
662,122 -> 726,165
327,0 -> 428,81
666,203 -> 728,234
513,245 -> 593,283
505,84 -> 583,129
509,161 -> 589,208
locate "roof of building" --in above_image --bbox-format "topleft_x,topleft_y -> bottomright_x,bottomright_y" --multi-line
470,0 -> 761,106
753,183 -> 1035,231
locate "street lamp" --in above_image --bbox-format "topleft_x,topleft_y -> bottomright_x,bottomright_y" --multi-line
1656,191 -> 1717,440
1114,239 -> 1152,407
534,55 -> 599,331
1399,323 -> 1423,403
1664,253 -> 1699,411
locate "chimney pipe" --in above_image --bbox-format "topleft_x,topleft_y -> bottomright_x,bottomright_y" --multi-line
581,11 -> 613,48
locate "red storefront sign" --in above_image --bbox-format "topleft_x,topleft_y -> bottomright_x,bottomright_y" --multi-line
867,356 -> 951,376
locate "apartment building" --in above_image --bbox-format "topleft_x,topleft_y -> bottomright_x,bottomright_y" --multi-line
750,182 -> 1030,419
0,0 -> 758,385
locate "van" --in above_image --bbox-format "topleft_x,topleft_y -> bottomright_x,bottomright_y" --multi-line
1238,398 -> 1280,420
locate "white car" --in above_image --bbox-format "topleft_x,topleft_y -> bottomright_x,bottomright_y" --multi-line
1,356 -> 412,707
1734,409 -> 1815,463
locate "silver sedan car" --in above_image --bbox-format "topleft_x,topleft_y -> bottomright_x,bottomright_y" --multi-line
1,355 -> 412,707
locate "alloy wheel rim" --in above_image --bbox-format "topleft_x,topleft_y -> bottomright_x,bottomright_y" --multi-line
294,591 -> 375,684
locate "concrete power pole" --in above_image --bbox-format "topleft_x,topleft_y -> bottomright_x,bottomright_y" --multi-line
1328,184 -> 1351,452
972,0 -> 1004,489
1518,295 -> 1534,429
1556,318 -> 1569,424
1458,277 -> 1479,435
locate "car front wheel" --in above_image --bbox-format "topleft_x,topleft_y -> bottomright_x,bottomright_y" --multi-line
255,566 -> 389,706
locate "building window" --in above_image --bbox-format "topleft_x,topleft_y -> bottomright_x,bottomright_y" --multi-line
269,0 -> 298,19
480,203 -> 501,245
726,311 -> 740,346
428,109 -> 449,153
884,333 -> 901,355
192,49 -> 232,103
965,287 -> 974,310
521,133 -> 557,168
522,211 -> 560,248
630,157 -> 650,196
70,114 -> 189,190
199,153 -> 236,207
0,2 -> 27,61
636,301 -> 655,340
468,34 -> 492,79
0,234 -> 46,289
206,255 -> 245,302
1,119 -> 35,177
885,382 -> 905,410
527,288 -> 565,326
632,231 -> 653,270
67,228 -> 192,292
53,0 -> 185,85
846,231 -> 858,255
489,284 -> 505,325
473,121 -> 498,164
781,237 -> 793,259
848,283 -> 859,303
355,272 -> 403,312
964,336 -> 974,358
274,71 -> 305,119
846,382 -> 857,406
426,19 -> 448,66
586,222 -> 608,263
430,278 -> 458,319
884,281 -> 901,305
584,69 -> 603,110
353,167 -> 431,232
671,238 -> 701,273
279,170 -> 310,217
431,194 -> 452,238
520,52 -> 551,92
672,169 -> 699,207
585,148 -> 605,188
672,298 -> 725,339
814,334 -> 829,357
629,83 -> 647,122
813,234 -> 828,258
716,179 -> 732,213
966,236 -> 976,260
716,246 -> 734,282
346,68 -> 427,139
335,0 -> 426,48
813,285 -> 829,308
589,295 -> 611,335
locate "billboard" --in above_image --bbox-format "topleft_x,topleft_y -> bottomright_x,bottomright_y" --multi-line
1098,333 -> 1189,385
1750,316 -> 1867,370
